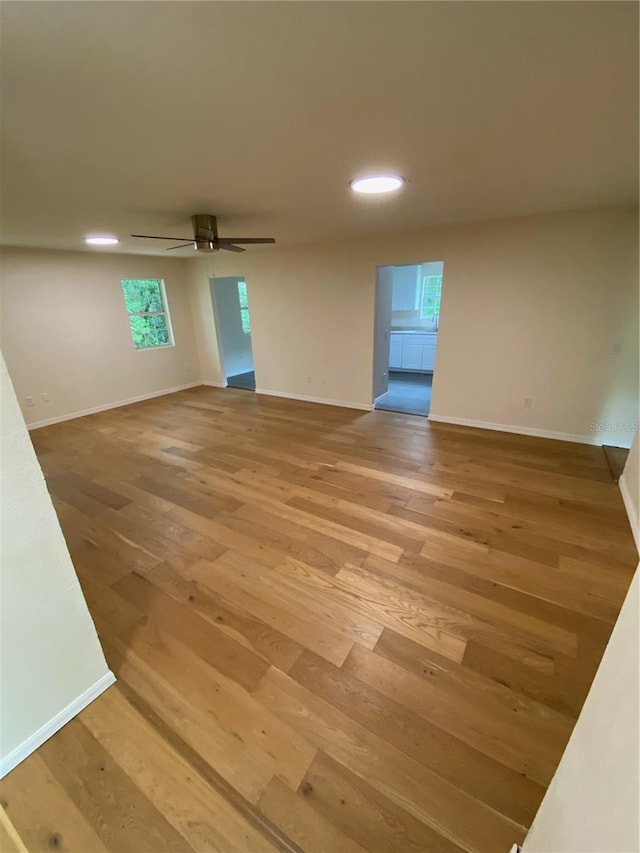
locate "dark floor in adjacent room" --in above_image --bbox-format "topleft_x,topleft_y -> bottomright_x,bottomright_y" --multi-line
227,370 -> 256,391
375,371 -> 432,416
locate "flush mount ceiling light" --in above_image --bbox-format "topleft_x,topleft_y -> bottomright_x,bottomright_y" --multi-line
84,235 -> 119,246
350,174 -> 404,194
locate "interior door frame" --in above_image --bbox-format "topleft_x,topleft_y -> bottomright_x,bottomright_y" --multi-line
209,275 -> 255,385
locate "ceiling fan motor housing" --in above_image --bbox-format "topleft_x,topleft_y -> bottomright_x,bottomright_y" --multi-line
192,213 -> 219,251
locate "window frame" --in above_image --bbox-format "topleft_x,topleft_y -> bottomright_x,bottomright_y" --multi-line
121,278 -> 175,351
238,280 -> 251,336
420,274 -> 443,326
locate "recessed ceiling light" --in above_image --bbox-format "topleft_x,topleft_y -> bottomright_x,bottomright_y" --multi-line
350,175 -> 404,194
85,235 -> 119,246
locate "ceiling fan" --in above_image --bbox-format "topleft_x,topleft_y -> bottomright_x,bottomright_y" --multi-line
131,214 -> 276,253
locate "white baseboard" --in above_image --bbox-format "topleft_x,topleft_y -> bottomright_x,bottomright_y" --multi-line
256,388 -> 372,412
619,472 -> 640,554
0,670 -> 116,779
374,392 -> 389,404
427,413 -> 608,446
202,380 -> 228,388
27,382 -> 203,430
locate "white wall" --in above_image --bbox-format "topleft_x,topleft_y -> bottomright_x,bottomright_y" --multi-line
0,248 -> 200,426
188,206 -> 638,443
620,429 -> 640,552
186,259 -> 224,386
522,568 -> 639,853
0,353 -> 113,776
190,240 -> 375,407
210,277 -> 254,378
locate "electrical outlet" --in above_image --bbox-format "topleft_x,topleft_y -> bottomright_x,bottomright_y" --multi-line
524,397 -> 532,408
25,396 -> 34,407
42,392 -> 50,403
306,375 -> 311,384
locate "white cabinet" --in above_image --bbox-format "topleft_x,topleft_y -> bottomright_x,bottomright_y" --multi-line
389,336 -> 403,369
389,332 -> 438,372
392,265 -> 421,311
421,339 -> 437,371
401,343 -> 423,369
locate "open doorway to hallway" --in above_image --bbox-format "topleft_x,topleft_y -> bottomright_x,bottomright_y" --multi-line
372,262 -> 444,416
210,277 -> 256,390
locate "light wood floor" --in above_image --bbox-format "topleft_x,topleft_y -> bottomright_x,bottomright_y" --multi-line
2,387 -> 637,853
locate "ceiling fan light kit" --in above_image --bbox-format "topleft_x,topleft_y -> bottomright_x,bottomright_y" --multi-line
131,214 -> 276,253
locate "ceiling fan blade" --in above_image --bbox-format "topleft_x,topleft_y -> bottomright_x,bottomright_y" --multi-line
217,237 -> 276,245
220,244 -> 246,253
130,234 -> 207,242
166,243 -> 195,251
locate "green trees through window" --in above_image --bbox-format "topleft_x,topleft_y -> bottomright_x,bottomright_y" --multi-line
121,279 -> 173,349
238,281 -> 251,335
421,275 -> 442,326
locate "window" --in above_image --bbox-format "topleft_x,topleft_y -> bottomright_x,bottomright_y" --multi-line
420,274 -> 443,326
121,279 -> 173,349
238,280 -> 251,335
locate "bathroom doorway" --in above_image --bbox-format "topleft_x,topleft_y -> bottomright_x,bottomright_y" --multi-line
210,277 -> 255,390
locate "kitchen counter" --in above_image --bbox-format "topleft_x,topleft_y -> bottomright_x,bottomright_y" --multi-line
390,329 -> 438,335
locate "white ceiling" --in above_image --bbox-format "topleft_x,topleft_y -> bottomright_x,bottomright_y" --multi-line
0,1 -> 637,256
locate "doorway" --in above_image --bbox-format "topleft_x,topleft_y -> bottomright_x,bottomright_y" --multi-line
210,277 -> 256,390
372,261 -> 443,416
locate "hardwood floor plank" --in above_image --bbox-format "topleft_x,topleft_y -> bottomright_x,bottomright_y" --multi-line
53,500 -> 162,576
81,686 -> 279,852
66,534 -> 134,586
207,551 -> 384,651
427,492 -> 637,564
252,666 -> 524,852
333,460 -> 453,499
358,554 -> 579,657
0,810 -> 27,853
103,636 -> 276,803
136,560 -> 304,672
113,572 -> 270,692
461,638 -> 586,718
105,502 -> 227,569
52,471 -> 132,511
258,777 -> 367,853
275,555 -> 466,663
133,473 -> 242,517
298,751 -> 465,853
287,495 -> 419,553
75,569 -> 143,639
232,502 -> 369,573
110,606 -> 317,792
187,555 -> 357,667
166,504 -> 288,568
344,642 -> 571,786
237,496 -> 404,563
288,649 -> 543,827
0,754 -> 108,853
417,540 -> 622,622
37,717 -> 190,852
